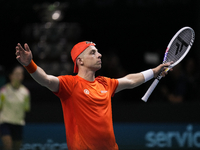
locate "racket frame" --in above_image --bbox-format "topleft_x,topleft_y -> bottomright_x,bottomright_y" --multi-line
141,26 -> 195,102
164,26 -> 195,69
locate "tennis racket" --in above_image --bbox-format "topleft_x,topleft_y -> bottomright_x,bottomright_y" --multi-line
141,26 -> 195,102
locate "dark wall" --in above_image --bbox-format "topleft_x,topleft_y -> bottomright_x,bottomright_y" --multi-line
1,0 -> 200,123
1,0 -> 199,69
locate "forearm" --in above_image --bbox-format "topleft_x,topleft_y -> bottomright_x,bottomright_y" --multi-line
116,69 -> 154,93
16,43 -> 59,92
116,63 -> 172,93
126,69 -> 154,87
24,60 -> 59,92
125,73 -> 145,89
30,66 -> 50,87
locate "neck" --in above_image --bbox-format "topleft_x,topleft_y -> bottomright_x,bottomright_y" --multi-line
77,70 -> 96,82
10,81 -> 21,89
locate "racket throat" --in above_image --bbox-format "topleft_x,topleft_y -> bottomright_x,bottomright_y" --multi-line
156,75 -> 162,80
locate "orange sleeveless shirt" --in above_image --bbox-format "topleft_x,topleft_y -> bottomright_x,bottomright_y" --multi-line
54,75 -> 119,150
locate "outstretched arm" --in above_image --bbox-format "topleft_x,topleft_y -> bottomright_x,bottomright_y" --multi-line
16,43 -> 59,92
115,62 -> 172,93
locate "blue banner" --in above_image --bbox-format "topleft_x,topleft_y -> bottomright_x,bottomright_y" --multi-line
1,123 -> 200,150
114,123 -> 200,149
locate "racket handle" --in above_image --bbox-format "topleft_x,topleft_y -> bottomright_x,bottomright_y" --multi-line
141,79 -> 160,102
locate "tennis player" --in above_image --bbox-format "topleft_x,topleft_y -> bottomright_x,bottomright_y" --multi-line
15,41 -> 171,150
0,65 -> 30,150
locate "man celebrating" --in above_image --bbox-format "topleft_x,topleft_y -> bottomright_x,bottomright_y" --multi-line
15,41 -> 171,150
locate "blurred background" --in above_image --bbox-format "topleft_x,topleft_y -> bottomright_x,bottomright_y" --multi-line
1,0 -> 200,149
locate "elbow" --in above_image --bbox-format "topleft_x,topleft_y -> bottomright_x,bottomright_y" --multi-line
43,77 -> 52,88
125,80 -> 137,89
129,79 -> 144,89
33,76 -> 50,88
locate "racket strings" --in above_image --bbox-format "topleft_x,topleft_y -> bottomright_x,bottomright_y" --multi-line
165,29 -> 193,63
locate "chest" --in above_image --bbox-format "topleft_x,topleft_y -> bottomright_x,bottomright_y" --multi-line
72,81 -> 110,106
2,87 -> 26,105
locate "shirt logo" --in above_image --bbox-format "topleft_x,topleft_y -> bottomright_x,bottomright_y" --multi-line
101,90 -> 108,93
84,89 -> 90,94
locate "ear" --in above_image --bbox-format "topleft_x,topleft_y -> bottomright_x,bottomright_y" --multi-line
77,57 -> 84,66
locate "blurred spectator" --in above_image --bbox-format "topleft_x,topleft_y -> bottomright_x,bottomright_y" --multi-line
159,64 -> 187,103
0,65 -> 31,150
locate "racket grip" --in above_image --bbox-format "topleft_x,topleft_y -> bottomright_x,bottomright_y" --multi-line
141,79 -> 160,102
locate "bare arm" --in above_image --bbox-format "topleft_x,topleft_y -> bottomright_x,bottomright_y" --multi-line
30,66 -> 59,92
16,43 -> 59,92
115,62 -> 172,93
115,73 -> 144,93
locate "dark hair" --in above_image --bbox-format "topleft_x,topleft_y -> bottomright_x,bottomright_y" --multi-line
7,64 -> 23,75
5,64 -> 24,82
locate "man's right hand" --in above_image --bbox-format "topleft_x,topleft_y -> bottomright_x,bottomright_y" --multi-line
16,43 -> 33,66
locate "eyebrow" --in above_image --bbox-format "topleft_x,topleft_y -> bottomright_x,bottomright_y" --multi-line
90,49 -> 98,53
